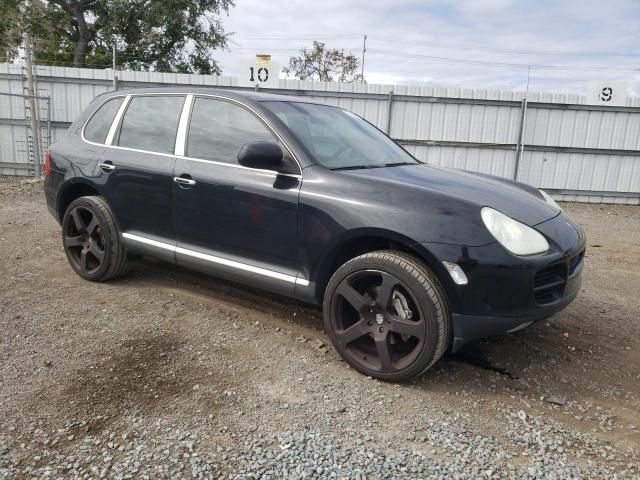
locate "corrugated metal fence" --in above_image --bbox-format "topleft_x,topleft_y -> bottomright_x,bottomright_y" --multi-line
0,91 -> 51,176
1,63 -> 639,204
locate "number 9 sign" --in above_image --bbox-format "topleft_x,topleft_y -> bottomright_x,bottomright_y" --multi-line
600,87 -> 613,102
588,80 -> 628,107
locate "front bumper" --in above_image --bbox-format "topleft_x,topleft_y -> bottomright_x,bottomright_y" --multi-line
419,212 -> 586,351
450,263 -> 582,351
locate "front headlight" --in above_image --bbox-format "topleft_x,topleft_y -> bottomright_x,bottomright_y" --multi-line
481,207 -> 549,256
539,189 -> 560,210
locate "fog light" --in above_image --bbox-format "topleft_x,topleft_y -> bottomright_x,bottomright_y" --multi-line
442,261 -> 468,285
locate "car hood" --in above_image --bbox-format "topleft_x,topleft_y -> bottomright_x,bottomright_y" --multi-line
342,163 -> 560,226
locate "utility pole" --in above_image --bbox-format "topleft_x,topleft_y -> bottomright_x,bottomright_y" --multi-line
23,32 -> 42,176
112,44 -> 118,90
360,34 -> 367,83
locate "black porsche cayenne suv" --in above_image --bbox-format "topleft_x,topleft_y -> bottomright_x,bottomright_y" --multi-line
44,87 -> 586,382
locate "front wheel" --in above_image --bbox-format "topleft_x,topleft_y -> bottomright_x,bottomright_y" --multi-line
323,251 -> 450,382
62,196 -> 129,282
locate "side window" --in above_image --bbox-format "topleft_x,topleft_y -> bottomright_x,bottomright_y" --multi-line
117,96 -> 185,154
186,97 -> 275,164
84,97 -> 124,144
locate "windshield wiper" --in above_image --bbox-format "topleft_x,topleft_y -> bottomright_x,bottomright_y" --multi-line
382,162 -> 415,167
331,164 -> 386,171
331,162 -> 415,171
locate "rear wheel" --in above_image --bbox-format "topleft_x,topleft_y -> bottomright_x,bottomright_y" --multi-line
323,250 -> 450,382
62,196 -> 129,281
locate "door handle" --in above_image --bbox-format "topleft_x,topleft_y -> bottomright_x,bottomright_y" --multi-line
173,176 -> 196,186
99,161 -> 116,172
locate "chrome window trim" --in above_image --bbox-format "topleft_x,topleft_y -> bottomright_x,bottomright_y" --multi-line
176,154 -> 300,178
175,94 -> 194,156
105,95 -> 131,145
80,91 -> 303,177
186,94 -> 301,174
80,94 -> 128,146
122,232 -> 309,286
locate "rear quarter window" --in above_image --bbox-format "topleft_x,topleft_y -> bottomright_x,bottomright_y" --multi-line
83,97 -> 124,144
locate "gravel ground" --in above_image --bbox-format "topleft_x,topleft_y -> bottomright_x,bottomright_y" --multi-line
0,177 -> 638,479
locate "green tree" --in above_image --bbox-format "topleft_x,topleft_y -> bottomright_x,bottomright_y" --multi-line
1,0 -> 234,74
0,0 -> 18,60
283,41 -> 362,82
0,0 -> 30,61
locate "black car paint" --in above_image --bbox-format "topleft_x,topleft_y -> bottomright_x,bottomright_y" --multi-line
172,154 -> 301,296
44,87 -> 585,350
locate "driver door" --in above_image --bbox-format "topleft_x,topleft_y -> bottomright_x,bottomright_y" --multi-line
173,96 -> 302,295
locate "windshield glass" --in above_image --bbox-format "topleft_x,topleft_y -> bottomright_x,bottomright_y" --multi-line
261,101 -> 419,170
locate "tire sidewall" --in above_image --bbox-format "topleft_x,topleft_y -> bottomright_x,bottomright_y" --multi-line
62,197 -> 116,281
323,253 -> 446,382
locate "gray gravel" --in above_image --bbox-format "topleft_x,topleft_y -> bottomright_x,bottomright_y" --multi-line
0,178 -> 638,479
2,411 -> 637,479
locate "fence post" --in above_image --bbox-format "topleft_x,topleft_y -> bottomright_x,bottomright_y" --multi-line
112,45 -> 118,91
386,90 -> 394,134
47,96 -> 52,149
513,97 -> 528,181
23,32 -> 42,177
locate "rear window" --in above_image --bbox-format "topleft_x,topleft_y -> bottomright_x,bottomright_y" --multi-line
116,95 -> 185,154
83,97 -> 124,144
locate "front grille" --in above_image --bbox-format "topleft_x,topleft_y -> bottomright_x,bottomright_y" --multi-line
569,251 -> 584,275
533,249 -> 585,305
534,263 -> 566,305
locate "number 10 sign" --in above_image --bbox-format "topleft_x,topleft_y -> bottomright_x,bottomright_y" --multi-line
239,55 -> 280,88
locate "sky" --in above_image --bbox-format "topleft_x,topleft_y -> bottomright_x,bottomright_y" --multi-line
213,0 -> 640,96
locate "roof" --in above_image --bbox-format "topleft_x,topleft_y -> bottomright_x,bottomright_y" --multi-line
102,86 -> 320,105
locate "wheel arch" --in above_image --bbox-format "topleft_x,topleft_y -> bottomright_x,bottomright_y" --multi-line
312,228 -> 455,306
57,179 -> 102,222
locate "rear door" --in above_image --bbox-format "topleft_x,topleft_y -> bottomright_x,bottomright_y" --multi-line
97,94 -> 186,261
173,96 -> 302,295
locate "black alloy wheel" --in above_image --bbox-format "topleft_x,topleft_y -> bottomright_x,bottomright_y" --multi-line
62,196 -> 129,281
324,251 -> 450,382
64,205 -> 106,275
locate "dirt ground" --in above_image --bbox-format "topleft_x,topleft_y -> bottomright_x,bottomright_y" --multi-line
0,177 -> 638,478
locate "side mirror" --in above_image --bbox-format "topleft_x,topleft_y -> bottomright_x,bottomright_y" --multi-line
237,141 -> 283,171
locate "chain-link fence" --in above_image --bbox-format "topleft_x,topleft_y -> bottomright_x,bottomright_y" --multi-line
0,92 -> 51,176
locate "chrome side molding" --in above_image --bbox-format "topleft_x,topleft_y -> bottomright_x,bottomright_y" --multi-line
121,232 -> 309,286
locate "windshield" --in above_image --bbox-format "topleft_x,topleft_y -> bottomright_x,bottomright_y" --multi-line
261,101 -> 420,170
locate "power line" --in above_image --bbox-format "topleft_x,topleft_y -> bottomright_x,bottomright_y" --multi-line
5,35 -> 640,76
231,34 -> 363,40
0,56 -> 111,68
233,33 -> 640,58
368,35 -> 640,58
367,48 -> 640,72
227,47 -> 302,53
20,34 -> 640,67
9,30 -> 640,58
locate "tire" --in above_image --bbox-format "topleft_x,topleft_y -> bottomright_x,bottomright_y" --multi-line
323,250 -> 450,382
61,196 -> 129,282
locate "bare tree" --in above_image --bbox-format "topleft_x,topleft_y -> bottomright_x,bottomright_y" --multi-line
283,41 -> 362,82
